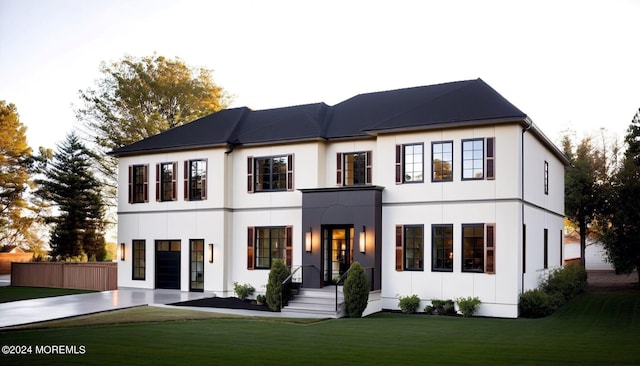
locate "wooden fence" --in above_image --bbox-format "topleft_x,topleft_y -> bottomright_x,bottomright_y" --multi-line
11,262 -> 117,291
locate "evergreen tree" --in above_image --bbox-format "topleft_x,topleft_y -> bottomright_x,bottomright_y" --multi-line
343,262 -> 370,318
265,259 -> 290,311
602,109 -> 640,286
37,133 -> 106,260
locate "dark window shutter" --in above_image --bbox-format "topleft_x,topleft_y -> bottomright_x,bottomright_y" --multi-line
287,154 -> 294,191
486,224 -> 495,274
128,166 -> 133,204
143,165 -> 149,202
366,151 -> 373,184
171,162 -> 177,201
395,145 -> 402,184
183,161 -> 189,200
247,227 -> 255,270
285,226 -> 293,268
155,164 -> 160,202
486,137 -> 495,180
247,156 -> 254,193
395,225 -> 404,271
201,159 -> 207,200
336,153 -> 343,186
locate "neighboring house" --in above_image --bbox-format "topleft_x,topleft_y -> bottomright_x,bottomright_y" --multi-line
564,231 -> 614,271
0,246 -> 33,274
111,79 -> 569,318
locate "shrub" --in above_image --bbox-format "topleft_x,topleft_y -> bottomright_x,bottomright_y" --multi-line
520,264 -> 588,318
519,289 -> 556,318
266,259 -> 291,311
232,282 -> 255,301
542,263 -> 588,301
425,299 -> 456,315
343,262 -> 370,318
256,294 -> 266,304
398,294 -> 421,314
456,296 -> 481,317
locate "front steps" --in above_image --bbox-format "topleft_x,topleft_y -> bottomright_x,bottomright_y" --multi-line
281,286 -> 346,318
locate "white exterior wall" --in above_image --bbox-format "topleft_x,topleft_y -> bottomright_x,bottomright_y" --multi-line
116,122 -> 566,318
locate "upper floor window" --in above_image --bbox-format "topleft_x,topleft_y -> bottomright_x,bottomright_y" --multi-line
544,161 -> 549,195
432,224 -> 453,272
462,223 -> 496,274
156,162 -> 177,202
184,159 -> 207,201
337,151 -> 372,186
247,155 -> 294,193
247,226 -> 293,269
432,141 -> 453,182
395,144 -> 423,183
128,165 -> 148,203
461,137 -> 495,180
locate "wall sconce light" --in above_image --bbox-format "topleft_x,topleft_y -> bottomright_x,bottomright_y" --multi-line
208,243 -> 214,263
305,228 -> 312,252
120,243 -> 125,261
359,226 -> 366,253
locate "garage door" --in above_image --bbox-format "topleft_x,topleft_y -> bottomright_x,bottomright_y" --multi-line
155,240 -> 181,289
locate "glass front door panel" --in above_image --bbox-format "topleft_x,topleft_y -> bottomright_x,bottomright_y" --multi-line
190,239 -> 204,291
323,226 -> 354,285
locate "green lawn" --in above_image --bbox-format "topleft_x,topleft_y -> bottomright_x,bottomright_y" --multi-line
0,286 -> 95,303
0,293 -> 638,365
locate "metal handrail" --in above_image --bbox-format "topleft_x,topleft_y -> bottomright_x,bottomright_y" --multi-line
280,265 -> 316,310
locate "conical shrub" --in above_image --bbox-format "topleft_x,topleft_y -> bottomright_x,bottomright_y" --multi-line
343,262 -> 369,318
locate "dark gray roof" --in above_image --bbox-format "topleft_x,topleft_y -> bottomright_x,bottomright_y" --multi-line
110,79 -> 527,156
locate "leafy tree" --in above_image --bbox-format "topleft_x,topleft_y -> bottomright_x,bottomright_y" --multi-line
602,109 -> 640,286
75,54 -> 231,208
562,133 -> 600,267
265,259 -> 290,311
0,101 -> 42,249
36,133 -> 106,260
343,262 -> 369,317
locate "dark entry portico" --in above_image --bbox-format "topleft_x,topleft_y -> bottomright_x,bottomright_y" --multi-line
300,186 -> 383,290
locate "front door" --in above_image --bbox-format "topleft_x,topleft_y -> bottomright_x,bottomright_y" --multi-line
322,226 -> 354,285
155,240 -> 181,289
189,239 -> 204,292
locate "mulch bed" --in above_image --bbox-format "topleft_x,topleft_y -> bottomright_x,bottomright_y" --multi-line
169,297 -> 273,312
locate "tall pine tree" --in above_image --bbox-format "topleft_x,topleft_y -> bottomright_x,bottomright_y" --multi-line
37,133 -> 106,260
602,109 -> 640,287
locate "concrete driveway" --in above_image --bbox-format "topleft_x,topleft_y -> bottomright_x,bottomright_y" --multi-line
0,287 -> 211,328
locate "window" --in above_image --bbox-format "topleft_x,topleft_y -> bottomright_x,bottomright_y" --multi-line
544,161 -> 549,195
248,155 -> 294,192
404,225 -> 424,270
337,151 -> 372,186
132,240 -> 145,280
156,162 -> 177,201
432,141 -> 453,182
128,165 -> 148,203
184,159 -> 207,201
432,224 -> 453,272
462,137 -> 495,180
544,228 -> 549,269
395,144 -> 423,183
462,223 -> 496,273
247,226 -> 292,269
462,139 -> 484,179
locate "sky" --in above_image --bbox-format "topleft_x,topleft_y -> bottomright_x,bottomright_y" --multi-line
1,0 -> 639,152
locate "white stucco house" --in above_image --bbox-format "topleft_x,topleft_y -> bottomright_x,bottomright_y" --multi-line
111,79 -> 569,318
